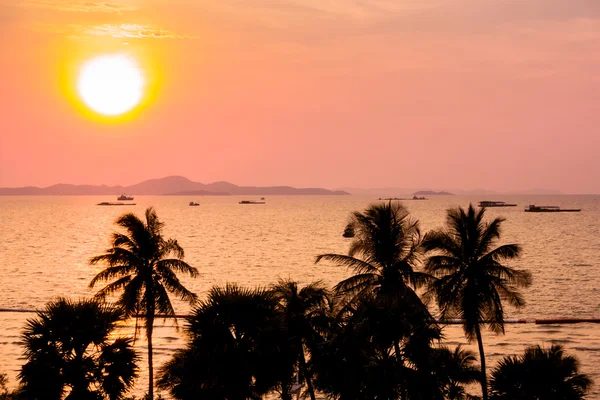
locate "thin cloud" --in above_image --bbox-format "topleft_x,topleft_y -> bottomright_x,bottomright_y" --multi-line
31,23 -> 199,39
19,0 -> 136,13
80,24 -> 198,39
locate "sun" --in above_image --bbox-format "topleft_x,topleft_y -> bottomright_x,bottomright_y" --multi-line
77,54 -> 145,116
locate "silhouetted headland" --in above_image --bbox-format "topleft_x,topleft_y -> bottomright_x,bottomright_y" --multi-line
0,176 -> 351,196
413,190 -> 454,196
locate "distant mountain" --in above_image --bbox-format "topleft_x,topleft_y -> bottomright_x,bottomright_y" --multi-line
414,190 -> 454,196
0,176 -> 350,196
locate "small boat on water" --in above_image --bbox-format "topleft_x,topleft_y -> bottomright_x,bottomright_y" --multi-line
478,201 -> 517,208
189,201 -> 200,206
118,194 -> 134,201
239,200 -> 265,204
412,195 -> 427,200
524,205 -> 581,213
260,197 -> 265,200
97,202 -> 136,206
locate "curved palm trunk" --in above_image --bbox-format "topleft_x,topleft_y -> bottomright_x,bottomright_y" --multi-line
299,351 -> 316,400
474,325 -> 488,400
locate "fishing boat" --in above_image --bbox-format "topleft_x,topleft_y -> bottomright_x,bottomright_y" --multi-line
189,201 -> 200,206
239,200 -> 265,204
97,202 -> 136,206
117,194 -> 134,201
478,201 -> 517,208
524,205 -> 581,213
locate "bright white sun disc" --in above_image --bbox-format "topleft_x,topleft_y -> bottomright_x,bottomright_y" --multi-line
78,54 -> 145,116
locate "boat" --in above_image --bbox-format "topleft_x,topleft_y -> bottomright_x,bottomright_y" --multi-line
189,201 -> 200,206
97,202 -> 136,206
478,201 -> 517,208
117,194 -> 134,201
260,197 -> 265,200
524,205 -> 581,213
412,195 -> 427,200
239,200 -> 265,204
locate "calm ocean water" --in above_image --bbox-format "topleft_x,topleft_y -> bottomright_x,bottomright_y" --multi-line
1,195 -> 599,397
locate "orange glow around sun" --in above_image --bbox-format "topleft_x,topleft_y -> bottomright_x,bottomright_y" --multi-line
60,48 -> 160,123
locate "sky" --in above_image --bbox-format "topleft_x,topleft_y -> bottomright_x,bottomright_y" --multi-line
0,0 -> 599,193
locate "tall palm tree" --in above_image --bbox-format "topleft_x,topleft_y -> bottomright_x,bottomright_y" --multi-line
316,201 -> 436,364
271,279 -> 331,400
157,284 -> 293,400
19,298 -> 138,400
490,344 -> 592,399
423,204 -> 532,400
89,207 -> 199,400
315,201 -> 431,307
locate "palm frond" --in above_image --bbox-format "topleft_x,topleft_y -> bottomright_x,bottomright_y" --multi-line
315,253 -> 378,274
89,266 -> 135,289
155,258 -> 198,278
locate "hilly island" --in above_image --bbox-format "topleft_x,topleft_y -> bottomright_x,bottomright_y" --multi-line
0,176 -> 350,196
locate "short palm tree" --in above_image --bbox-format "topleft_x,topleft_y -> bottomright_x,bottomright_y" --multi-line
157,284 -> 293,400
490,344 -> 592,399
423,204 -> 532,400
315,201 -> 431,307
89,207 -> 199,400
19,298 -> 138,400
271,279 -> 331,400
433,345 -> 481,400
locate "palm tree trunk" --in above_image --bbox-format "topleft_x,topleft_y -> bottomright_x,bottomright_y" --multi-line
146,283 -> 155,400
474,325 -> 488,400
147,316 -> 154,400
299,351 -> 316,400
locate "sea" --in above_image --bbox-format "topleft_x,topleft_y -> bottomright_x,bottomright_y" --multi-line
1,195 -> 599,398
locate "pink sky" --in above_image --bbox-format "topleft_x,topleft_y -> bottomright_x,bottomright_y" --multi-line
0,0 -> 599,193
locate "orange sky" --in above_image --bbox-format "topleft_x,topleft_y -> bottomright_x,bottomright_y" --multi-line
1,0 -> 599,193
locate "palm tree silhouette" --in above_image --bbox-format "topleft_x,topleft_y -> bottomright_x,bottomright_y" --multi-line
316,201 -> 431,308
271,279 -> 331,400
316,202 -> 436,363
157,284 -> 293,400
423,204 -> 532,400
490,344 -> 592,399
433,345 -> 481,400
19,298 -> 138,400
89,207 -> 198,400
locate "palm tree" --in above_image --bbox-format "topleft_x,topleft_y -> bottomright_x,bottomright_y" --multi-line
19,298 -> 138,400
157,284 -> 293,400
89,207 -> 199,400
315,201 -> 431,308
271,279 -> 331,400
433,346 -> 481,400
316,201 -> 436,364
490,344 -> 592,399
423,204 -> 532,400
